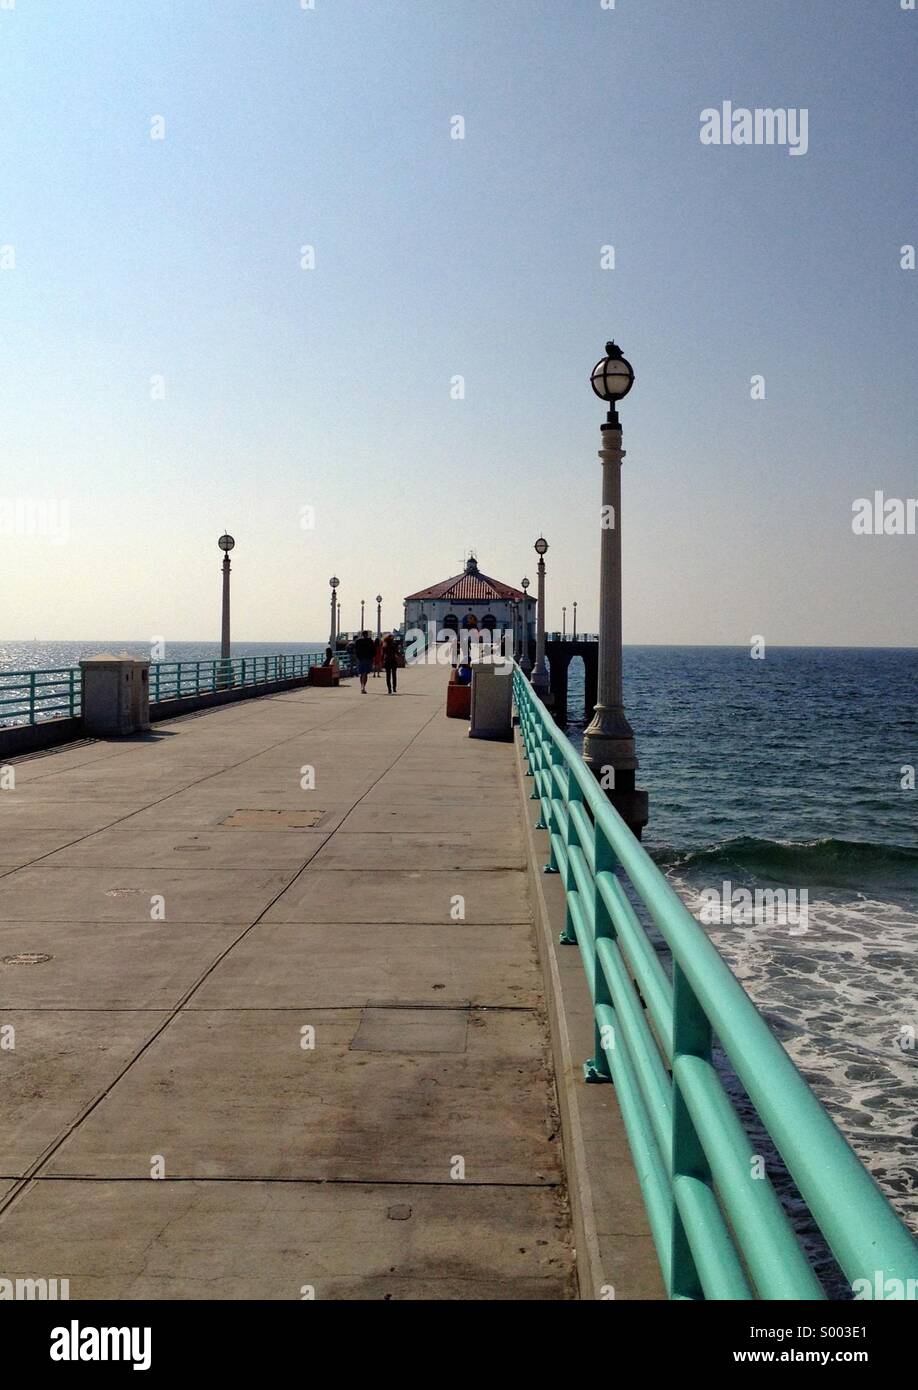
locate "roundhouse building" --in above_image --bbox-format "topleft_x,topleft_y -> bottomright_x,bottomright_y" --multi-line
403,555 -> 532,649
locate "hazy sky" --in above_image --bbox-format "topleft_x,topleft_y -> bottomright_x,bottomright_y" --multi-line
1,0 -> 915,646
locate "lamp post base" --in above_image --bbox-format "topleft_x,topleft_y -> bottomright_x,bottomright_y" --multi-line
582,711 -> 649,838
531,668 -> 551,701
606,787 -> 649,840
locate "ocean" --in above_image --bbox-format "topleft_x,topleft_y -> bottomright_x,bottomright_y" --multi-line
3,639 -> 916,1256
565,644 -> 918,1251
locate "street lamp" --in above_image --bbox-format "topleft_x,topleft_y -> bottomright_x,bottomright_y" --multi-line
572,600 -> 578,641
532,536 -> 550,696
218,533 -> 235,663
375,594 -> 382,638
360,598 -> 365,632
329,576 -> 339,647
582,340 -> 648,837
562,606 -> 567,640
519,578 -> 532,674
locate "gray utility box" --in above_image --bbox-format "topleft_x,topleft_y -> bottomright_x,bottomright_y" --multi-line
79,654 -> 150,736
469,659 -> 513,740
130,659 -> 151,731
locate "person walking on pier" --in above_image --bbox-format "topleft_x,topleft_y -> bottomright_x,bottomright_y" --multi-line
354,630 -> 376,694
382,632 -> 402,694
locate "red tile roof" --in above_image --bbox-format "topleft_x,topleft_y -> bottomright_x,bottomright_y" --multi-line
405,560 -> 525,604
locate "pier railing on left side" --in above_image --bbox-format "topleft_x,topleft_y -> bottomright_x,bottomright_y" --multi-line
513,662 -> 918,1300
0,652 -> 353,728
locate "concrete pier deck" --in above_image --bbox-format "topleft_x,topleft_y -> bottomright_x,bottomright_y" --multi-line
0,663 -> 575,1299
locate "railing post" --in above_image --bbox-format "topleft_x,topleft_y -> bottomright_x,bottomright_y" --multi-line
669,961 -> 713,1300
558,767 -> 582,945
29,671 -> 37,724
534,736 -> 552,830
529,715 -> 543,798
68,668 -> 76,718
584,826 -> 617,1082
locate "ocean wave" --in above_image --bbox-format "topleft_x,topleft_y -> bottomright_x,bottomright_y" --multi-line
652,835 -> 918,892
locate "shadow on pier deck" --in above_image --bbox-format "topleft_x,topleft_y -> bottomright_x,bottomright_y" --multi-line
0,661 -> 634,1299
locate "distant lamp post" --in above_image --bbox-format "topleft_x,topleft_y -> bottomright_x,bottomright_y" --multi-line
218,533 -> 235,662
582,340 -> 648,837
519,578 -> 532,674
360,598 -> 366,632
572,600 -> 578,641
509,599 -> 518,659
562,606 -> 567,640
329,576 -> 339,647
375,594 -> 382,638
531,536 -> 550,696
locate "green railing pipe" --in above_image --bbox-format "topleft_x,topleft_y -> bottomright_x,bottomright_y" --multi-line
513,663 -> 918,1299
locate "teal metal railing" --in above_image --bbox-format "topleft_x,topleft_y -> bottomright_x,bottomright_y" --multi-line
148,652 -> 351,702
513,664 -> 918,1301
0,666 -> 82,726
0,652 -> 353,727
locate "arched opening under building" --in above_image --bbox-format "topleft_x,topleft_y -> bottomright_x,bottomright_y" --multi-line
566,654 -> 587,726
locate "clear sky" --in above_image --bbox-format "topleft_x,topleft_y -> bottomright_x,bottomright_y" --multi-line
1,0 -> 915,646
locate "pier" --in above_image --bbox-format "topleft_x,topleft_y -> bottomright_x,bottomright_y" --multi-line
2,655 -> 915,1300
0,662 -> 586,1298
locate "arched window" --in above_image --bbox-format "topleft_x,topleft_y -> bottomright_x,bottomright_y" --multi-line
481,613 -> 497,630
442,613 -> 459,634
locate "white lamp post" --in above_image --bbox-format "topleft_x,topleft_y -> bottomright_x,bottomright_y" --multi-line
581,340 -> 648,837
329,577 -> 339,647
519,578 -> 532,674
531,536 -> 550,696
218,534 -> 235,662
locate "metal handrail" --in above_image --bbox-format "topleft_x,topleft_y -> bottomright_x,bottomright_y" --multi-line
0,666 -> 85,725
513,664 -> 918,1300
0,652 -> 353,727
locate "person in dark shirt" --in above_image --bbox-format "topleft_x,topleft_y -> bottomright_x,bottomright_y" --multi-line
353,631 -> 377,693
382,633 -> 402,694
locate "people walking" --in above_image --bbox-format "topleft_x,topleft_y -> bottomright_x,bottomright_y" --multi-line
353,630 -> 376,694
372,636 -> 383,678
382,632 -> 402,694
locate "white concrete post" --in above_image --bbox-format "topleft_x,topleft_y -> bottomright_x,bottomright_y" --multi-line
582,421 -> 648,836
532,555 -> 550,696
